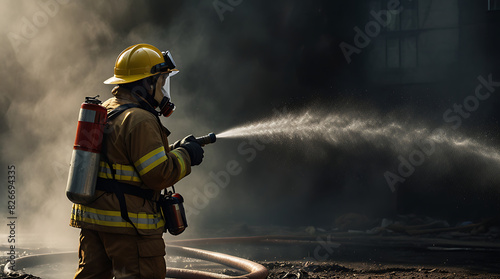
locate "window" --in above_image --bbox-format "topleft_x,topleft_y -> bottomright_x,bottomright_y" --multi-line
385,36 -> 417,69
386,38 -> 400,68
401,36 -> 417,68
488,0 -> 500,11
383,0 -> 418,69
385,0 -> 417,31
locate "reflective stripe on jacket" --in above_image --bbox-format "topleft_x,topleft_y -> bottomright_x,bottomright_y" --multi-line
98,161 -> 141,182
70,87 -> 192,235
71,203 -> 165,230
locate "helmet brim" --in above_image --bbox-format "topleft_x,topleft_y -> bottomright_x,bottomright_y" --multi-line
103,73 -> 156,84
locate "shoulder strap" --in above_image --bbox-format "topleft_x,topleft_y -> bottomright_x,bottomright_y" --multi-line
99,103 -> 147,232
108,103 -> 171,136
107,103 -> 140,121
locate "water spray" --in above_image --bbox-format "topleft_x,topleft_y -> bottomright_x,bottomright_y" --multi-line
214,110 -> 500,165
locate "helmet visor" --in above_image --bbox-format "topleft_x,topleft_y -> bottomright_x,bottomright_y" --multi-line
161,70 -> 179,101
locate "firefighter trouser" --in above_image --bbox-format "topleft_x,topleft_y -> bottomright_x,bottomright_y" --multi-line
73,228 -> 166,279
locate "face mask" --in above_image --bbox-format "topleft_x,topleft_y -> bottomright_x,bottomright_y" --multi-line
158,70 -> 178,117
161,70 -> 178,101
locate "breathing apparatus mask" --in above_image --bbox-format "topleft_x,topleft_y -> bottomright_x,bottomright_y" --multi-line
151,51 -> 178,117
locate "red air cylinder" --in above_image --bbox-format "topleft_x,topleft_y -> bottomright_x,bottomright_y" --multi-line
164,193 -> 188,235
66,96 -> 107,204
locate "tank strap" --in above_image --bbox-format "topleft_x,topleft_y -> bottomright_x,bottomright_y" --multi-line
107,102 -> 171,136
107,103 -> 140,121
95,178 -> 158,232
100,103 -> 156,232
95,178 -> 155,201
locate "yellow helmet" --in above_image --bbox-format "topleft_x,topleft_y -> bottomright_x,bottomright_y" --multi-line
104,43 -> 174,84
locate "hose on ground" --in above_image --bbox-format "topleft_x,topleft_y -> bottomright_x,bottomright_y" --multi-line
3,240 -> 269,279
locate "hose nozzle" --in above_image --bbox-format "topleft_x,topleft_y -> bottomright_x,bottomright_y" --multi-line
195,133 -> 216,145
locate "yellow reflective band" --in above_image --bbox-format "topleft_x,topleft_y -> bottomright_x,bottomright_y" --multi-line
134,146 -> 167,176
71,204 -> 165,230
170,149 -> 187,180
98,161 -> 141,182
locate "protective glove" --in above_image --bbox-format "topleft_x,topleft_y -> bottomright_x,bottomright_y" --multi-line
180,141 -> 204,166
171,135 -> 197,149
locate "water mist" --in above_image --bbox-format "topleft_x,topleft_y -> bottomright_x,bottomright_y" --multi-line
217,110 -> 500,165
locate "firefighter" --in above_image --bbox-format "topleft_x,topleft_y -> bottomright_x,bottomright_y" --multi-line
70,43 -> 204,279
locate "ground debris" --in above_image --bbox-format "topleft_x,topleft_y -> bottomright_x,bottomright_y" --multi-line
260,260 -> 500,279
221,268 -> 244,276
262,261 -> 355,279
0,272 -> 41,279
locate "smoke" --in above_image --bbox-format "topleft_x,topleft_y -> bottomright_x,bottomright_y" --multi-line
0,0 -> 120,248
1,0 -> 500,252
0,0 -> 298,246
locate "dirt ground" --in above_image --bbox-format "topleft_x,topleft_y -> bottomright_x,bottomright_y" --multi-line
256,233 -> 500,278
187,230 -> 500,279
261,260 -> 500,278
2,230 -> 500,278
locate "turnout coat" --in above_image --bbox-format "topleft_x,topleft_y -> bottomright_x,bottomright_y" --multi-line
70,87 -> 191,235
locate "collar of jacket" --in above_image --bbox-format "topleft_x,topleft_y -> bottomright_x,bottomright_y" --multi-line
108,86 -> 171,136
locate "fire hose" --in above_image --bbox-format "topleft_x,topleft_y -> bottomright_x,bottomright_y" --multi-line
3,239 -> 269,279
165,245 -> 268,279
7,132 -> 269,277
